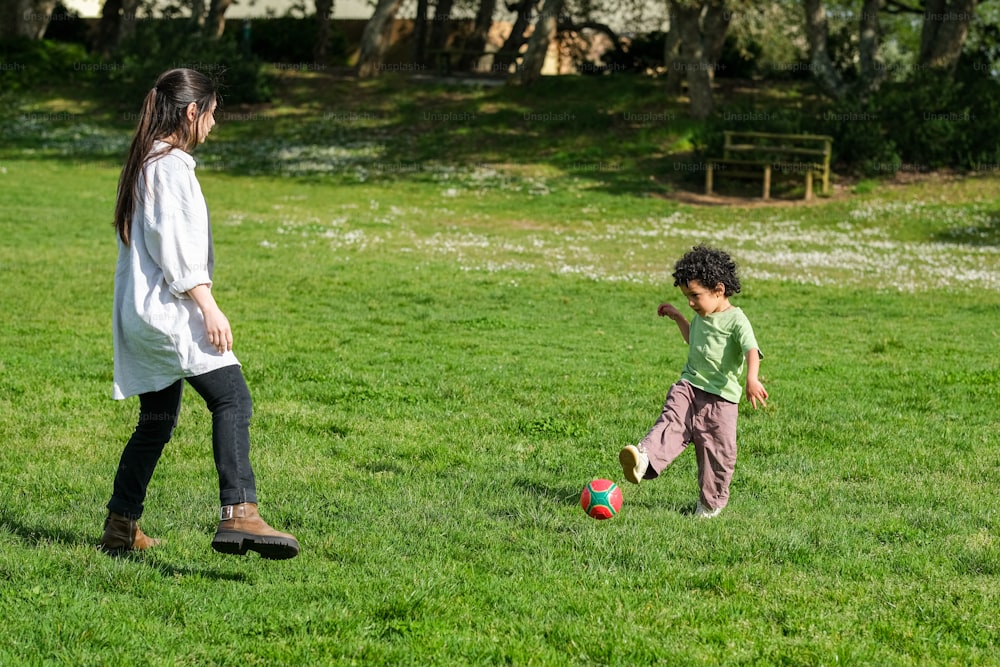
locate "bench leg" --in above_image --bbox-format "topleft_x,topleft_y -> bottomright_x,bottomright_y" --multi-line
762,166 -> 771,201
805,171 -> 813,200
705,165 -> 714,195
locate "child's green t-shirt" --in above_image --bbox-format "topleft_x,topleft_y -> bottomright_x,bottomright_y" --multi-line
680,307 -> 760,403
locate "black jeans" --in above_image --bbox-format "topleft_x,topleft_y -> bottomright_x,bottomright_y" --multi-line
107,365 -> 258,519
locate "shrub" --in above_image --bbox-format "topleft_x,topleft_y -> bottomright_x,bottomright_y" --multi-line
0,37 -> 90,92
876,68 -> 1000,171
715,34 -> 761,79
691,104 -> 805,158
807,95 -> 899,177
951,65 -> 1000,168
607,31 -> 666,73
877,70 -> 961,170
42,2 -> 90,46
109,18 -> 271,106
243,16 -> 347,66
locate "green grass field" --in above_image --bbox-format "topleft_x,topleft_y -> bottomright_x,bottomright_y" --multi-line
2,71 -> 1000,666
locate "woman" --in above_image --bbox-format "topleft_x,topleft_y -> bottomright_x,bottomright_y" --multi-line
101,68 -> 298,560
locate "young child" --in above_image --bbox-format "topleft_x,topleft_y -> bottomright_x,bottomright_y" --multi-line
619,245 -> 767,518
101,68 -> 299,559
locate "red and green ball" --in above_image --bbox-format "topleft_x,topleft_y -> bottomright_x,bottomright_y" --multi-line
581,479 -> 623,520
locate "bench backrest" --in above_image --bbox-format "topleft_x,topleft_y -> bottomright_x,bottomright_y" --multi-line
723,131 -> 832,172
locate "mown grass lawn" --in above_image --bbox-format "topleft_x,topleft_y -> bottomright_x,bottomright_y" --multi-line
1,71 -> 999,666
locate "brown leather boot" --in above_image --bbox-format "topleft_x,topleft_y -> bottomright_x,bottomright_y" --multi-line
99,512 -> 161,555
212,503 -> 299,560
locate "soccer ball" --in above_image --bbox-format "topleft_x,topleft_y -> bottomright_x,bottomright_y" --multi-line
580,479 -> 623,520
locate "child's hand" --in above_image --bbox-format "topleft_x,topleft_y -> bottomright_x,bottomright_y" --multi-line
746,379 -> 768,410
657,303 -> 684,320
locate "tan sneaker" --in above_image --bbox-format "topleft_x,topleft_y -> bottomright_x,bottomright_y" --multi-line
99,512 -> 161,555
694,501 -> 723,519
212,503 -> 299,560
619,445 -> 649,485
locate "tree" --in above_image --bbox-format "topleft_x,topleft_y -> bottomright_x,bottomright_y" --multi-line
190,0 -> 205,27
919,0 -> 978,71
428,0 -> 456,54
204,0 -> 233,38
859,0 -> 886,90
95,0 -> 139,53
498,0 -> 539,57
803,0 -> 847,97
459,0 -> 498,69
800,0 -> 980,95
358,0 -> 404,77
663,2 -> 682,93
412,0 -> 430,66
510,0 -> 563,84
0,0 -> 57,39
663,0 -> 731,118
314,0 -> 336,62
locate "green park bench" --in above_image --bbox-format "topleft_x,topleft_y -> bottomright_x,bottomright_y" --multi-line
705,131 -> 833,200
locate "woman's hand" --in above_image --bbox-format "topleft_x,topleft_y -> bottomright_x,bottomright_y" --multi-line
187,284 -> 233,354
202,306 -> 233,354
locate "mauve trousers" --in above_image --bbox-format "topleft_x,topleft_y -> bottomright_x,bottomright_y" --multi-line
639,380 -> 739,510
107,365 -> 257,519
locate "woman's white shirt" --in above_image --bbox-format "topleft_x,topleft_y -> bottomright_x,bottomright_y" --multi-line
113,141 -> 239,399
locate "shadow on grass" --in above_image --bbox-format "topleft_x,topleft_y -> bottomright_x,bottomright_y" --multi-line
139,554 -> 253,582
0,507 -> 82,547
0,72 -> 699,199
931,210 -> 1000,246
513,477 -> 581,509
0,507 -> 251,581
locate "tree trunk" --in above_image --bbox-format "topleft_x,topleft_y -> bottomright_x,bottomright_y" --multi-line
459,0 -> 497,69
663,2 -> 682,94
804,0 -> 846,98
674,3 -> 712,118
919,0 -> 977,72
205,0 -> 232,38
94,0 -> 138,52
118,0 -> 138,41
0,0 -> 57,39
191,0 -> 206,28
510,0 -> 563,84
412,0 -> 430,66
357,0 -> 404,77
663,1 -> 727,118
499,0 -> 537,57
858,0 -> 884,91
314,0 -> 335,62
428,0 -> 455,53
701,0 -> 730,66
95,0 -> 123,53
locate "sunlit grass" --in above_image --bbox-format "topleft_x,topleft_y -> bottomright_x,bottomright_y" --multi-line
2,73 -> 1000,665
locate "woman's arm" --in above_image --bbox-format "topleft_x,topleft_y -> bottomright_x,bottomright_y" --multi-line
187,284 -> 232,354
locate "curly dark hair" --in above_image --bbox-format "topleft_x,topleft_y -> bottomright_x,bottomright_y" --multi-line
672,245 -> 741,296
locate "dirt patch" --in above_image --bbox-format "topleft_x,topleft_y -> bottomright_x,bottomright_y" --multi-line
651,181 -> 854,208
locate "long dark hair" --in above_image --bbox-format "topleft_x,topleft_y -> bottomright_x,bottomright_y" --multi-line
114,68 -> 218,245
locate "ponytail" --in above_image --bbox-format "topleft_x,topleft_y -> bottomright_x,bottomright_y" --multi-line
113,69 -> 219,246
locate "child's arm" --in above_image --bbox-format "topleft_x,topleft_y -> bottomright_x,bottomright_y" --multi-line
745,348 -> 768,409
657,303 -> 690,344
